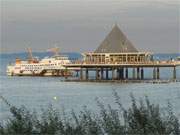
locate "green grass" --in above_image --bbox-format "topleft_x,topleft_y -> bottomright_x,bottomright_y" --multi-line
0,92 -> 179,135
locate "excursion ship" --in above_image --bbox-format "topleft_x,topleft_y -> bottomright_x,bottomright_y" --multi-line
6,48 -> 74,76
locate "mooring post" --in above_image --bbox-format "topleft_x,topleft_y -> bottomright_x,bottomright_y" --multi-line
132,68 -> 136,79
85,68 -> 89,80
157,67 -> 160,80
80,68 -> 83,80
125,68 -> 128,79
173,66 -> 176,81
106,68 -> 109,80
153,67 -> 156,80
141,68 -> 144,80
101,68 -> 104,80
137,67 -> 140,80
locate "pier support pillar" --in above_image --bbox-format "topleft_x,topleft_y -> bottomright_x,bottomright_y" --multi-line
57,70 -> 60,76
137,67 -> 140,80
106,68 -> 109,80
101,68 -> 104,80
132,68 -> 136,79
173,66 -> 176,80
141,68 -> 144,80
96,68 -> 99,80
76,70 -> 79,77
153,68 -> 156,80
157,67 -> 160,80
85,68 -> 89,80
125,68 -> 128,79
65,67 -> 68,79
80,68 -> 83,80
120,68 -> 124,80
117,68 -> 120,80
118,68 -> 120,80
112,68 -> 115,80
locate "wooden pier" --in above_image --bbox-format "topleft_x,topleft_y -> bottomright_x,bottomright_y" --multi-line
63,61 -> 180,82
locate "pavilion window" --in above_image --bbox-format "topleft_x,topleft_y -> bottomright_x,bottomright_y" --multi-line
131,56 -> 134,62
123,56 -> 126,62
119,57 -> 122,62
127,57 -> 131,62
139,57 -> 141,62
102,55 -> 105,63
110,57 -> 113,62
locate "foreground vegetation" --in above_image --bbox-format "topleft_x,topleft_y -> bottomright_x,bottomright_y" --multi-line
0,92 -> 179,135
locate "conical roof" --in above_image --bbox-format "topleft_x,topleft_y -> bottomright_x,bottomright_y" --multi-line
95,25 -> 138,53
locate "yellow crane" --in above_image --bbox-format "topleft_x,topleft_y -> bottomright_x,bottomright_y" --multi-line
27,47 -> 38,63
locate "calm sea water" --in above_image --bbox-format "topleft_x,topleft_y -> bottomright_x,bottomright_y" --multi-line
0,53 -> 180,122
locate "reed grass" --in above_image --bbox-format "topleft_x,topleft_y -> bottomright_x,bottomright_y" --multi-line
0,92 -> 179,135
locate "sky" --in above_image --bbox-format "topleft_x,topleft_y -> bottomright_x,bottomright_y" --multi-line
1,0 -> 180,53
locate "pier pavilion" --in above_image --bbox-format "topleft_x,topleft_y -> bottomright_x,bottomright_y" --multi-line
83,25 -> 152,64
64,25 -> 180,82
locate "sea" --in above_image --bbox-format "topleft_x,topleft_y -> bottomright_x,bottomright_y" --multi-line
0,52 -> 180,122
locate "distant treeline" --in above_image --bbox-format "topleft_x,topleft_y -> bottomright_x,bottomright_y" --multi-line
0,92 -> 179,135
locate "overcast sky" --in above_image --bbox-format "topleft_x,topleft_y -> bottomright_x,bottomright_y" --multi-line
1,0 -> 180,53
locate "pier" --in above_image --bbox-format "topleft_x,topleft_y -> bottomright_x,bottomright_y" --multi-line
64,61 -> 180,82
64,25 -> 180,82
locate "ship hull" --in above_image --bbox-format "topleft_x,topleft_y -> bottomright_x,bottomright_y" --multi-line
7,69 -> 73,77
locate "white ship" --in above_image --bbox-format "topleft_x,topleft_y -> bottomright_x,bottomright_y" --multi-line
6,48 -> 74,76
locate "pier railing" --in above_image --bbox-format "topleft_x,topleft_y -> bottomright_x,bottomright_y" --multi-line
67,60 -> 180,66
